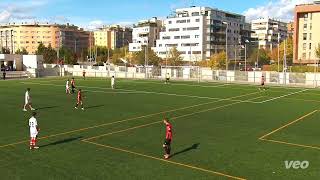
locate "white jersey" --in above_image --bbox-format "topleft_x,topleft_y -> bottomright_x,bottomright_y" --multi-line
111,77 -> 115,85
25,91 -> 30,104
29,117 -> 38,137
66,81 -> 70,88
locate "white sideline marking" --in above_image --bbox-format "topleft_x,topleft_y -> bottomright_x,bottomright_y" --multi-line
21,82 -> 259,103
258,89 -> 308,104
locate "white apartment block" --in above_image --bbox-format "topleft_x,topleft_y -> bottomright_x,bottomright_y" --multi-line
153,6 -> 246,62
129,17 -> 162,52
251,18 -> 287,50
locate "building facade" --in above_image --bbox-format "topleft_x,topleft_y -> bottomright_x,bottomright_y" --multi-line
129,17 -> 162,52
0,23 -> 90,56
251,18 -> 288,50
94,25 -> 132,50
153,6 -> 246,62
294,2 -> 320,64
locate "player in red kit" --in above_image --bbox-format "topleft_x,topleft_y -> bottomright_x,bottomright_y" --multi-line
71,78 -> 76,94
163,118 -> 172,159
74,89 -> 84,110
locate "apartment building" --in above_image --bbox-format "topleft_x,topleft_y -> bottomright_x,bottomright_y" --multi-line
94,25 -> 132,50
294,1 -> 320,64
129,17 -> 162,52
251,18 -> 288,50
0,23 -> 90,55
153,6 -> 246,62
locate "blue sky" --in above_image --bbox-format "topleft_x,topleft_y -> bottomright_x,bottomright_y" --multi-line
0,0 -> 314,28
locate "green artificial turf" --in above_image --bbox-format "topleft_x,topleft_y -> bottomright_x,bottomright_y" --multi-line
1,77 -> 320,180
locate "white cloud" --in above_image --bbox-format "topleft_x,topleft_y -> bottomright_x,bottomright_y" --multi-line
244,0 -> 314,22
0,0 -> 49,23
86,20 -> 104,30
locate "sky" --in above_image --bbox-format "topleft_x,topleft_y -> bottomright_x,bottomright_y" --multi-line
0,0 -> 315,29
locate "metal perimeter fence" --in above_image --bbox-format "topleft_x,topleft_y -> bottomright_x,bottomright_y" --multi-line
3,65 -> 320,88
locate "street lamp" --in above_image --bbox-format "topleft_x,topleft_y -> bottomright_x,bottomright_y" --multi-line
223,22 -> 228,71
244,40 -> 249,72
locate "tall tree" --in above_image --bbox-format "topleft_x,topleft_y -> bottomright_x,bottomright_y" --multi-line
36,43 -> 57,64
269,37 -> 293,65
132,48 -> 161,66
316,43 -> 320,59
59,46 -> 77,65
248,48 -> 271,66
208,51 -> 226,70
15,48 -> 28,55
167,47 -> 183,66
1,47 -> 10,54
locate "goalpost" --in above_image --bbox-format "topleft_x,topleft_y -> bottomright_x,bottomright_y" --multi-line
160,66 -> 201,82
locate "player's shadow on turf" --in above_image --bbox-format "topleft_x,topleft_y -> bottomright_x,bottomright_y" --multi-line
40,136 -> 83,148
86,105 -> 104,109
36,106 -> 59,110
171,143 -> 200,157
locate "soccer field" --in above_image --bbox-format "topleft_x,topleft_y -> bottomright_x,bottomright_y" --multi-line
1,77 -> 320,180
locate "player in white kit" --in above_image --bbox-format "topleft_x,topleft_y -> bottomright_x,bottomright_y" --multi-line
23,88 -> 35,112
111,76 -> 115,89
66,79 -> 70,94
29,112 -> 40,149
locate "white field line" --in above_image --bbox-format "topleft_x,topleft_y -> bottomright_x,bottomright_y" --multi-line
25,78 -> 309,94
258,89 -> 308,104
21,82 -> 260,103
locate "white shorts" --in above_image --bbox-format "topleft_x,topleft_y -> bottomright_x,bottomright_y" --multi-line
30,129 -> 38,138
66,86 -> 69,89
25,99 -> 31,105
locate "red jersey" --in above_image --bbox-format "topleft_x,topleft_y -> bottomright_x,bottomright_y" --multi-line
77,91 -> 82,101
165,123 -> 173,140
71,80 -> 75,86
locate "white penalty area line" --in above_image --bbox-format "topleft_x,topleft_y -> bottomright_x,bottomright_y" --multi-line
20,82 -> 259,104
257,89 -> 308,104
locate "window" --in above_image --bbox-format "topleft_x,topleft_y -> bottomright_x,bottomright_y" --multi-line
168,28 -> 180,32
192,12 -> 200,16
195,35 -> 200,38
303,33 -> 307,40
176,20 -> 187,23
303,52 -> 306,59
162,36 -> 170,40
168,21 -> 172,24
303,43 -> 306,50
174,36 -> 180,39
195,19 -> 200,22
192,51 -> 201,54
187,19 -> 190,23
304,13 -> 308,21
166,44 -> 178,47
310,23 -> 312,30
186,27 -> 200,31
181,35 -> 190,39
179,51 -> 186,54
310,33 -> 312,40
309,43 -> 312,50
159,44 -> 162,47
304,24 -> 307,31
